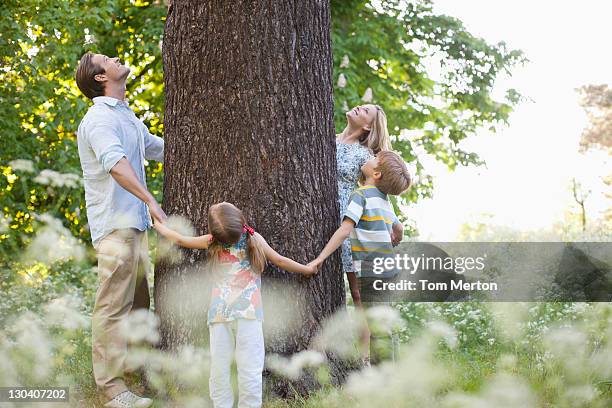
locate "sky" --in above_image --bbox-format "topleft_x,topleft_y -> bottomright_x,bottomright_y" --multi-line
408,0 -> 612,240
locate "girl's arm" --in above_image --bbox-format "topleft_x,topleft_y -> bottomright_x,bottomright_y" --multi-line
255,233 -> 317,275
310,218 -> 355,269
153,221 -> 212,250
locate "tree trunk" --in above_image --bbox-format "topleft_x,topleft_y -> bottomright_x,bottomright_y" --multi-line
156,0 -> 346,396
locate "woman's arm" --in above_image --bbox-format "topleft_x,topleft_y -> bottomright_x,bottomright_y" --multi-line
153,221 -> 212,250
255,233 -> 316,275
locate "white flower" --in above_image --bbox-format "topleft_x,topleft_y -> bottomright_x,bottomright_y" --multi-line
9,312 -> 54,381
44,295 -> 90,330
427,321 -> 458,349
155,215 -> 195,264
34,169 -> 81,188
312,309 -> 363,358
24,214 -> 85,263
119,309 -> 160,345
337,73 -> 347,88
366,305 -> 404,336
340,54 -> 350,68
267,350 -> 326,380
84,28 -> 96,45
174,346 -> 210,385
0,217 -> 10,233
361,87 -> 373,102
543,327 -> 588,359
9,159 -> 35,173
442,373 -> 535,408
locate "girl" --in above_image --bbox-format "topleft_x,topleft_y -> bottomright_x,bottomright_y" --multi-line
153,202 -> 316,408
336,104 -> 391,364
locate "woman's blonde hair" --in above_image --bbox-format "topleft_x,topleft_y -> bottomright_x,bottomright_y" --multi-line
360,105 -> 391,154
206,202 -> 266,274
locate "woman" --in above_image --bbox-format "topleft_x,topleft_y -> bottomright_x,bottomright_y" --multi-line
336,104 -> 391,362
337,104 -> 391,297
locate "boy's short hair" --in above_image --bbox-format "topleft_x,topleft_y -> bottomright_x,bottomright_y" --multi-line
375,151 -> 411,195
75,52 -> 105,100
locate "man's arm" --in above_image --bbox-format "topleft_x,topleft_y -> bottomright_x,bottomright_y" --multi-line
110,158 -> 167,222
144,127 -> 164,162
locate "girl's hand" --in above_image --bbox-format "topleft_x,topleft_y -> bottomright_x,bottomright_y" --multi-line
307,258 -> 323,273
304,262 -> 319,276
152,220 -> 170,236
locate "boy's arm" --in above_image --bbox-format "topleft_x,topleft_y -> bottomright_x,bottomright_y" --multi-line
153,221 -> 212,250
310,218 -> 355,268
256,233 -> 316,275
392,222 -> 404,246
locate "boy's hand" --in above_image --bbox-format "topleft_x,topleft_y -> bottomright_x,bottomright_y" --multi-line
391,232 -> 401,246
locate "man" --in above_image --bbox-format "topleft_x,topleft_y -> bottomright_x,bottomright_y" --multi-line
75,52 -> 166,408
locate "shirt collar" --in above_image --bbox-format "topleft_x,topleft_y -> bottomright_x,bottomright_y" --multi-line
92,96 -> 127,107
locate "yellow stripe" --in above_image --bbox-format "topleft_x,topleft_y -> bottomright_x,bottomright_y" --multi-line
351,246 -> 393,253
359,185 -> 377,190
360,215 -> 393,224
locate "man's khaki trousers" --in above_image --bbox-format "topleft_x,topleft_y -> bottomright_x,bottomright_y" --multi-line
92,228 -> 150,402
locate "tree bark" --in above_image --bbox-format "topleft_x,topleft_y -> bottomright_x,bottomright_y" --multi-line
156,0 -> 346,396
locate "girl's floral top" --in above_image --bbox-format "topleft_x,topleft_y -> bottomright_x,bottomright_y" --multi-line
208,233 -> 263,324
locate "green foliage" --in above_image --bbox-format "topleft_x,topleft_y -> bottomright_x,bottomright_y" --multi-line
1,0 -> 524,250
331,0 -> 526,205
0,259 -> 97,326
0,0 -> 166,257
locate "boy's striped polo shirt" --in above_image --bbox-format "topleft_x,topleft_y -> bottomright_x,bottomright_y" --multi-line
343,185 -> 399,277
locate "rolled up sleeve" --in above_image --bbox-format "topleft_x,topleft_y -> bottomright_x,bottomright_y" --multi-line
144,127 -> 164,162
86,120 -> 126,173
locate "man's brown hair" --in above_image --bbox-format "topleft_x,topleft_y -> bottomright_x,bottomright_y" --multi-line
75,53 -> 105,99
375,150 -> 411,196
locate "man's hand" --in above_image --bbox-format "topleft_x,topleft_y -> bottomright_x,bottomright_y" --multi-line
147,200 -> 167,224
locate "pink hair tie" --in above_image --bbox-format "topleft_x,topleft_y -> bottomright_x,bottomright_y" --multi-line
242,224 -> 255,236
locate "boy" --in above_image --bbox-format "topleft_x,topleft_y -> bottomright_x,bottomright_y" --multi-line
310,150 -> 410,274
309,150 -> 411,363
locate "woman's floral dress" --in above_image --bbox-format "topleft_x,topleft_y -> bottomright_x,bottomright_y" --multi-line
336,139 -> 373,274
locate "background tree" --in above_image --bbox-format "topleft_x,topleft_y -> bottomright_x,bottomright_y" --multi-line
577,84 -> 612,230
331,0 -> 525,211
577,84 -> 612,152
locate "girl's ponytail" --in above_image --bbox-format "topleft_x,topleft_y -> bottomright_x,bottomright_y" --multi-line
245,229 -> 266,274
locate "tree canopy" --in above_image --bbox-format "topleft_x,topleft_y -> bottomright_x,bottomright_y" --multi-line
0,0 -> 523,258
